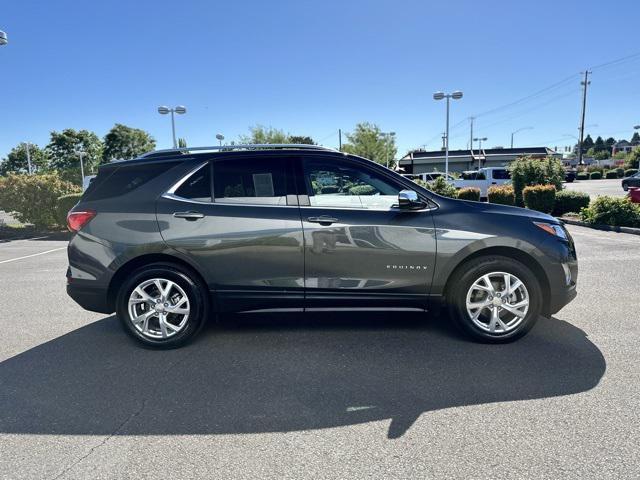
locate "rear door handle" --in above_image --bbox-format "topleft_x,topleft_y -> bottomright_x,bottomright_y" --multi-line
173,211 -> 204,221
307,215 -> 338,226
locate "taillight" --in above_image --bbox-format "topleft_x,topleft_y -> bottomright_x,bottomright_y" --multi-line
67,210 -> 96,232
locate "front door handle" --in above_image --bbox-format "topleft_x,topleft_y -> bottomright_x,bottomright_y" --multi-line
307,215 -> 338,226
173,211 -> 204,221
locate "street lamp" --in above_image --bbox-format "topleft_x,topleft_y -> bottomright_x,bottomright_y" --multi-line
433,90 -> 463,177
473,137 -> 488,150
379,131 -> 396,168
216,133 -> 224,146
510,127 -> 533,148
157,105 -> 187,148
0,30 -> 7,46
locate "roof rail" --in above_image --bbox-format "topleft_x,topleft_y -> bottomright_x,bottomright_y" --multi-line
138,143 -> 339,159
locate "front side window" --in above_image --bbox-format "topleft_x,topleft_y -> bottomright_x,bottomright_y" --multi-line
492,169 -> 511,180
213,157 -> 289,205
304,159 -> 400,210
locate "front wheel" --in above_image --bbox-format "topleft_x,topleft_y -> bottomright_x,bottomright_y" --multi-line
622,183 -> 629,191
116,263 -> 208,348
447,256 -> 542,343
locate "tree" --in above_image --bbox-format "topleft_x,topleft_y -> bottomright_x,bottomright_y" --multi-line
341,122 -> 397,167
0,143 -> 49,175
103,124 -> 156,162
239,125 -> 289,144
288,135 -> 315,145
46,129 -> 103,173
177,138 -> 187,148
593,136 -> 606,153
582,134 -> 594,153
605,137 -> 616,154
631,132 -> 640,145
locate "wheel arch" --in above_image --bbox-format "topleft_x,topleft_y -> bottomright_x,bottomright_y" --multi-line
442,246 -> 551,314
107,253 -> 211,312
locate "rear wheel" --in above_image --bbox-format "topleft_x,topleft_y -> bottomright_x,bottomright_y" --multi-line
447,256 -> 542,343
116,263 -> 208,348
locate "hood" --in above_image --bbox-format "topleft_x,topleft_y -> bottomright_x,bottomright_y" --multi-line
457,199 -> 558,223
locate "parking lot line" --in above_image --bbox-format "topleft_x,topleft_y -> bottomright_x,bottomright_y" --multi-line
0,247 -> 66,264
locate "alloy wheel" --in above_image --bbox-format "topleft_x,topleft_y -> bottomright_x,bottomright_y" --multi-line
465,271 -> 529,334
127,278 -> 190,340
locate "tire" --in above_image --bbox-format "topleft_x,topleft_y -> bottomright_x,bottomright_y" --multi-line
623,183 -> 628,191
116,263 -> 209,348
447,255 -> 542,343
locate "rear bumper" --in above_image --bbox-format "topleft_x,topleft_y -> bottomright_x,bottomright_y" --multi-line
67,281 -> 112,314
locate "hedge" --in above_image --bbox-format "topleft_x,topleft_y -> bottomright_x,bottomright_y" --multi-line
508,156 -> 564,206
580,196 -> 640,227
589,171 -> 602,180
625,169 -> 638,177
523,184 -> 556,213
576,172 -> 589,180
553,190 -> 590,216
348,185 -> 377,196
55,193 -> 83,226
605,170 -> 618,179
456,187 -> 481,201
0,173 -> 81,228
487,185 -> 515,205
426,176 -> 458,198
615,167 -> 625,178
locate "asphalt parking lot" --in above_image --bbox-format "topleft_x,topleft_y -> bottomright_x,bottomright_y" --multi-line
563,178 -> 626,198
0,225 -> 638,479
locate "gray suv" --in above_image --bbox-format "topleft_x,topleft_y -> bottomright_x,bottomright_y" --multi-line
66,145 -> 577,348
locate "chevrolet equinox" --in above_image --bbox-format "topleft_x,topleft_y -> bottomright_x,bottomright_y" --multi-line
66,145 -> 577,348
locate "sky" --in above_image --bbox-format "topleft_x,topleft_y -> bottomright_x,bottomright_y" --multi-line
1,0 -> 639,160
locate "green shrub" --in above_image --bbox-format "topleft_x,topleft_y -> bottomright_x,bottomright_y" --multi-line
523,184 -> 556,213
586,165 -> 604,174
487,185 -> 515,205
55,193 -> 83,226
624,168 -> 638,177
615,167 -> 625,178
580,196 -> 640,227
456,187 -> 481,201
605,170 -> 618,179
623,149 -> 640,170
0,173 -> 80,228
553,190 -> 590,216
508,156 -> 564,206
426,176 -> 458,198
321,185 -> 339,194
576,172 -> 589,180
348,185 -> 376,196
589,171 -> 602,180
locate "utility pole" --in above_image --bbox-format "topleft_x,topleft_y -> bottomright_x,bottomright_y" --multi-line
23,142 -> 33,175
469,117 -> 475,153
338,129 -> 342,151
577,70 -> 591,165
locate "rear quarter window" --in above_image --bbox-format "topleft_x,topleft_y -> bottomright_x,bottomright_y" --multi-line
84,161 -> 179,201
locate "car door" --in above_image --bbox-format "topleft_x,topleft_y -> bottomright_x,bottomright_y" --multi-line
297,155 -> 437,310
156,155 -> 304,312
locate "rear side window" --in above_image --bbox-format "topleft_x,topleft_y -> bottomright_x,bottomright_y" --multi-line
85,162 -> 179,201
174,164 -> 211,202
213,157 -> 290,205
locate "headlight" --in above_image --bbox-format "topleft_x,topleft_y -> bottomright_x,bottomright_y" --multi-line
533,222 -> 568,241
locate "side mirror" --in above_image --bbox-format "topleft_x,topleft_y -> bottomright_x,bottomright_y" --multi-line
398,189 -> 424,209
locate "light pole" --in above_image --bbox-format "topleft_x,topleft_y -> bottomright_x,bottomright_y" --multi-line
216,133 -> 224,146
379,131 -> 396,168
22,142 -> 33,175
473,136 -> 488,150
433,91 -> 463,178
77,151 -> 85,185
0,30 -> 7,46
157,105 -> 187,148
510,127 -> 533,148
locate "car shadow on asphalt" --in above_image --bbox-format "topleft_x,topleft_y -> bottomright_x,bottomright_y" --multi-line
0,313 -> 605,439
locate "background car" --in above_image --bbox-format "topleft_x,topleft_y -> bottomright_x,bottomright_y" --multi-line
622,171 -> 640,191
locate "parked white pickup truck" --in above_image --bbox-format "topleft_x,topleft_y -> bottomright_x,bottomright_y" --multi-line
452,167 -> 511,198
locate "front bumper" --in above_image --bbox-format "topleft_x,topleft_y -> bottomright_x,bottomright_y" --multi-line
547,283 -> 577,315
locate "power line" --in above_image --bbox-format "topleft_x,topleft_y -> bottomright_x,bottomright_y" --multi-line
590,51 -> 640,71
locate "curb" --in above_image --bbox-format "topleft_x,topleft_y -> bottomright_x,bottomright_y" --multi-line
559,217 -> 640,236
